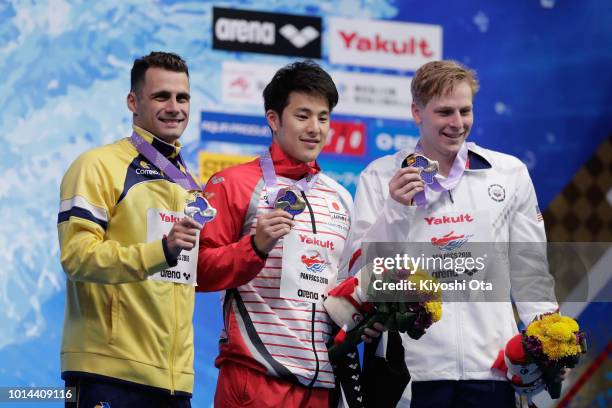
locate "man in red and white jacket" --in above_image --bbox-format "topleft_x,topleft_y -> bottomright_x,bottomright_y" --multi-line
197,61 -> 361,407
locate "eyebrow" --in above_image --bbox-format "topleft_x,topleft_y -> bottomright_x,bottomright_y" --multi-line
295,107 -> 329,115
434,105 -> 472,111
150,90 -> 191,100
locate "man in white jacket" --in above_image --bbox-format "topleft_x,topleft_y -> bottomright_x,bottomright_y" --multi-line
344,60 -> 558,407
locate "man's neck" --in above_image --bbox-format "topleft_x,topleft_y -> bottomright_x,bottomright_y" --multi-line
133,125 -> 178,146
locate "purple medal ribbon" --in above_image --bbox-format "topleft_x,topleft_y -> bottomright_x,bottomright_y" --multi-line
259,150 -> 318,206
413,141 -> 468,207
130,132 -> 201,192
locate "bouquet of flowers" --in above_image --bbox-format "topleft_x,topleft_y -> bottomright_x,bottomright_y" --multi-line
324,266 -> 442,360
492,313 -> 587,407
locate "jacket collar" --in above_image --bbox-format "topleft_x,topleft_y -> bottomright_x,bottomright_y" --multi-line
465,146 -> 492,171
267,142 -> 320,180
133,125 -> 182,159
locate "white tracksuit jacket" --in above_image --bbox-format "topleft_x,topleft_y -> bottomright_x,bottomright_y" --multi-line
341,142 -> 558,384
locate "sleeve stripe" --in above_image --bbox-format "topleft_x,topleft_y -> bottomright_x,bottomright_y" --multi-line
58,195 -> 109,230
59,195 -> 108,222
57,207 -> 108,230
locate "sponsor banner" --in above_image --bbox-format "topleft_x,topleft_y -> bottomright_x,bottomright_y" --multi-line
329,17 -> 442,71
221,61 -> 278,106
198,151 -> 256,184
199,110 -> 366,157
212,7 -> 322,58
200,111 -> 270,145
369,124 -> 420,157
317,158 -> 363,195
332,71 -> 413,120
323,119 -> 366,157
222,61 -> 413,120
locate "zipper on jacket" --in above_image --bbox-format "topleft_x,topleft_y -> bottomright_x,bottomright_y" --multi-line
448,190 -> 454,204
301,191 -> 317,234
307,304 -> 320,387
169,284 -> 178,394
301,191 -> 320,386
456,302 -> 464,376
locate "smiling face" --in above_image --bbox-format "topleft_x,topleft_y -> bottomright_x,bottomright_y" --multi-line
266,91 -> 330,163
127,67 -> 190,143
412,81 -> 474,165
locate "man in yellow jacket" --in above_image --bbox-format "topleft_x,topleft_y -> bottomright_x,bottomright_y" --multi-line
58,51 -> 205,408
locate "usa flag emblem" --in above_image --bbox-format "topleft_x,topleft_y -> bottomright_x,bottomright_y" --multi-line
535,205 -> 543,222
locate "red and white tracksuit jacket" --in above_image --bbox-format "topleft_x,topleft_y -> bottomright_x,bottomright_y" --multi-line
197,143 -> 353,389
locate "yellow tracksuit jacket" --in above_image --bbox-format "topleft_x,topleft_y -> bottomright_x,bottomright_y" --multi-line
58,126 -> 196,394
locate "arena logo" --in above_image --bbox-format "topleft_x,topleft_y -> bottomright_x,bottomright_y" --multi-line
329,17 -> 442,70
212,7 -> 321,58
279,25 -> 319,49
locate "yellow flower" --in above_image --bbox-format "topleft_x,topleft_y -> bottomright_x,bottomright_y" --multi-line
559,316 -> 579,332
408,270 -> 442,302
546,322 -> 575,341
526,313 -> 582,360
425,301 -> 442,322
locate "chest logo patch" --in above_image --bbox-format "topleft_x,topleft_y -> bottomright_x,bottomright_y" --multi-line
488,184 -> 506,202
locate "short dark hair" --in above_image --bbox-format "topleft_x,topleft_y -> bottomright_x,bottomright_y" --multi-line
263,60 -> 338,116
130,51 -> 189,94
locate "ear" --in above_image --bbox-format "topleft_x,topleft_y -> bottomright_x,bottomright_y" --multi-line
127,91 -> 138,114
265,109 -> 280,134
411,102 -> 422,126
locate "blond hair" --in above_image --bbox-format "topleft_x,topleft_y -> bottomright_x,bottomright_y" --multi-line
411,60 -> 479,107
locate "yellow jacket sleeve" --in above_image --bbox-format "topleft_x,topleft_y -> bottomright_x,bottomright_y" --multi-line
58,149 -> 168,284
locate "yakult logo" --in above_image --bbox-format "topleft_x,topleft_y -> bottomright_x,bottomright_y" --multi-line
299,234 -> 335,251
424,214 -> 474,225
339,31 -> 434,57
329,17 -> 442,70
159,211 -> 184,224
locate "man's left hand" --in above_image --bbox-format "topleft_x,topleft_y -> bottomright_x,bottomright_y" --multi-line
554,368 -> 572,383
361,322 -> 385,344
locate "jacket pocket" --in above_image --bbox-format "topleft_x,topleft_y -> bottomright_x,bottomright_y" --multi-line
108,290 -> 119,344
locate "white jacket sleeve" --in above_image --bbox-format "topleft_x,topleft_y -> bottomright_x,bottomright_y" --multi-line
510,164 -> 558,324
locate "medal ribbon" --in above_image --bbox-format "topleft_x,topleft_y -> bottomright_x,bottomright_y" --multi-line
413,141 -> 468,207
130,132 -> 201,192
259,150 -> 319,205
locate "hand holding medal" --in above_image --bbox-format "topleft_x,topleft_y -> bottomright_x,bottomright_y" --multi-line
389,153 -> 440,206
401,153 -> 439,184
